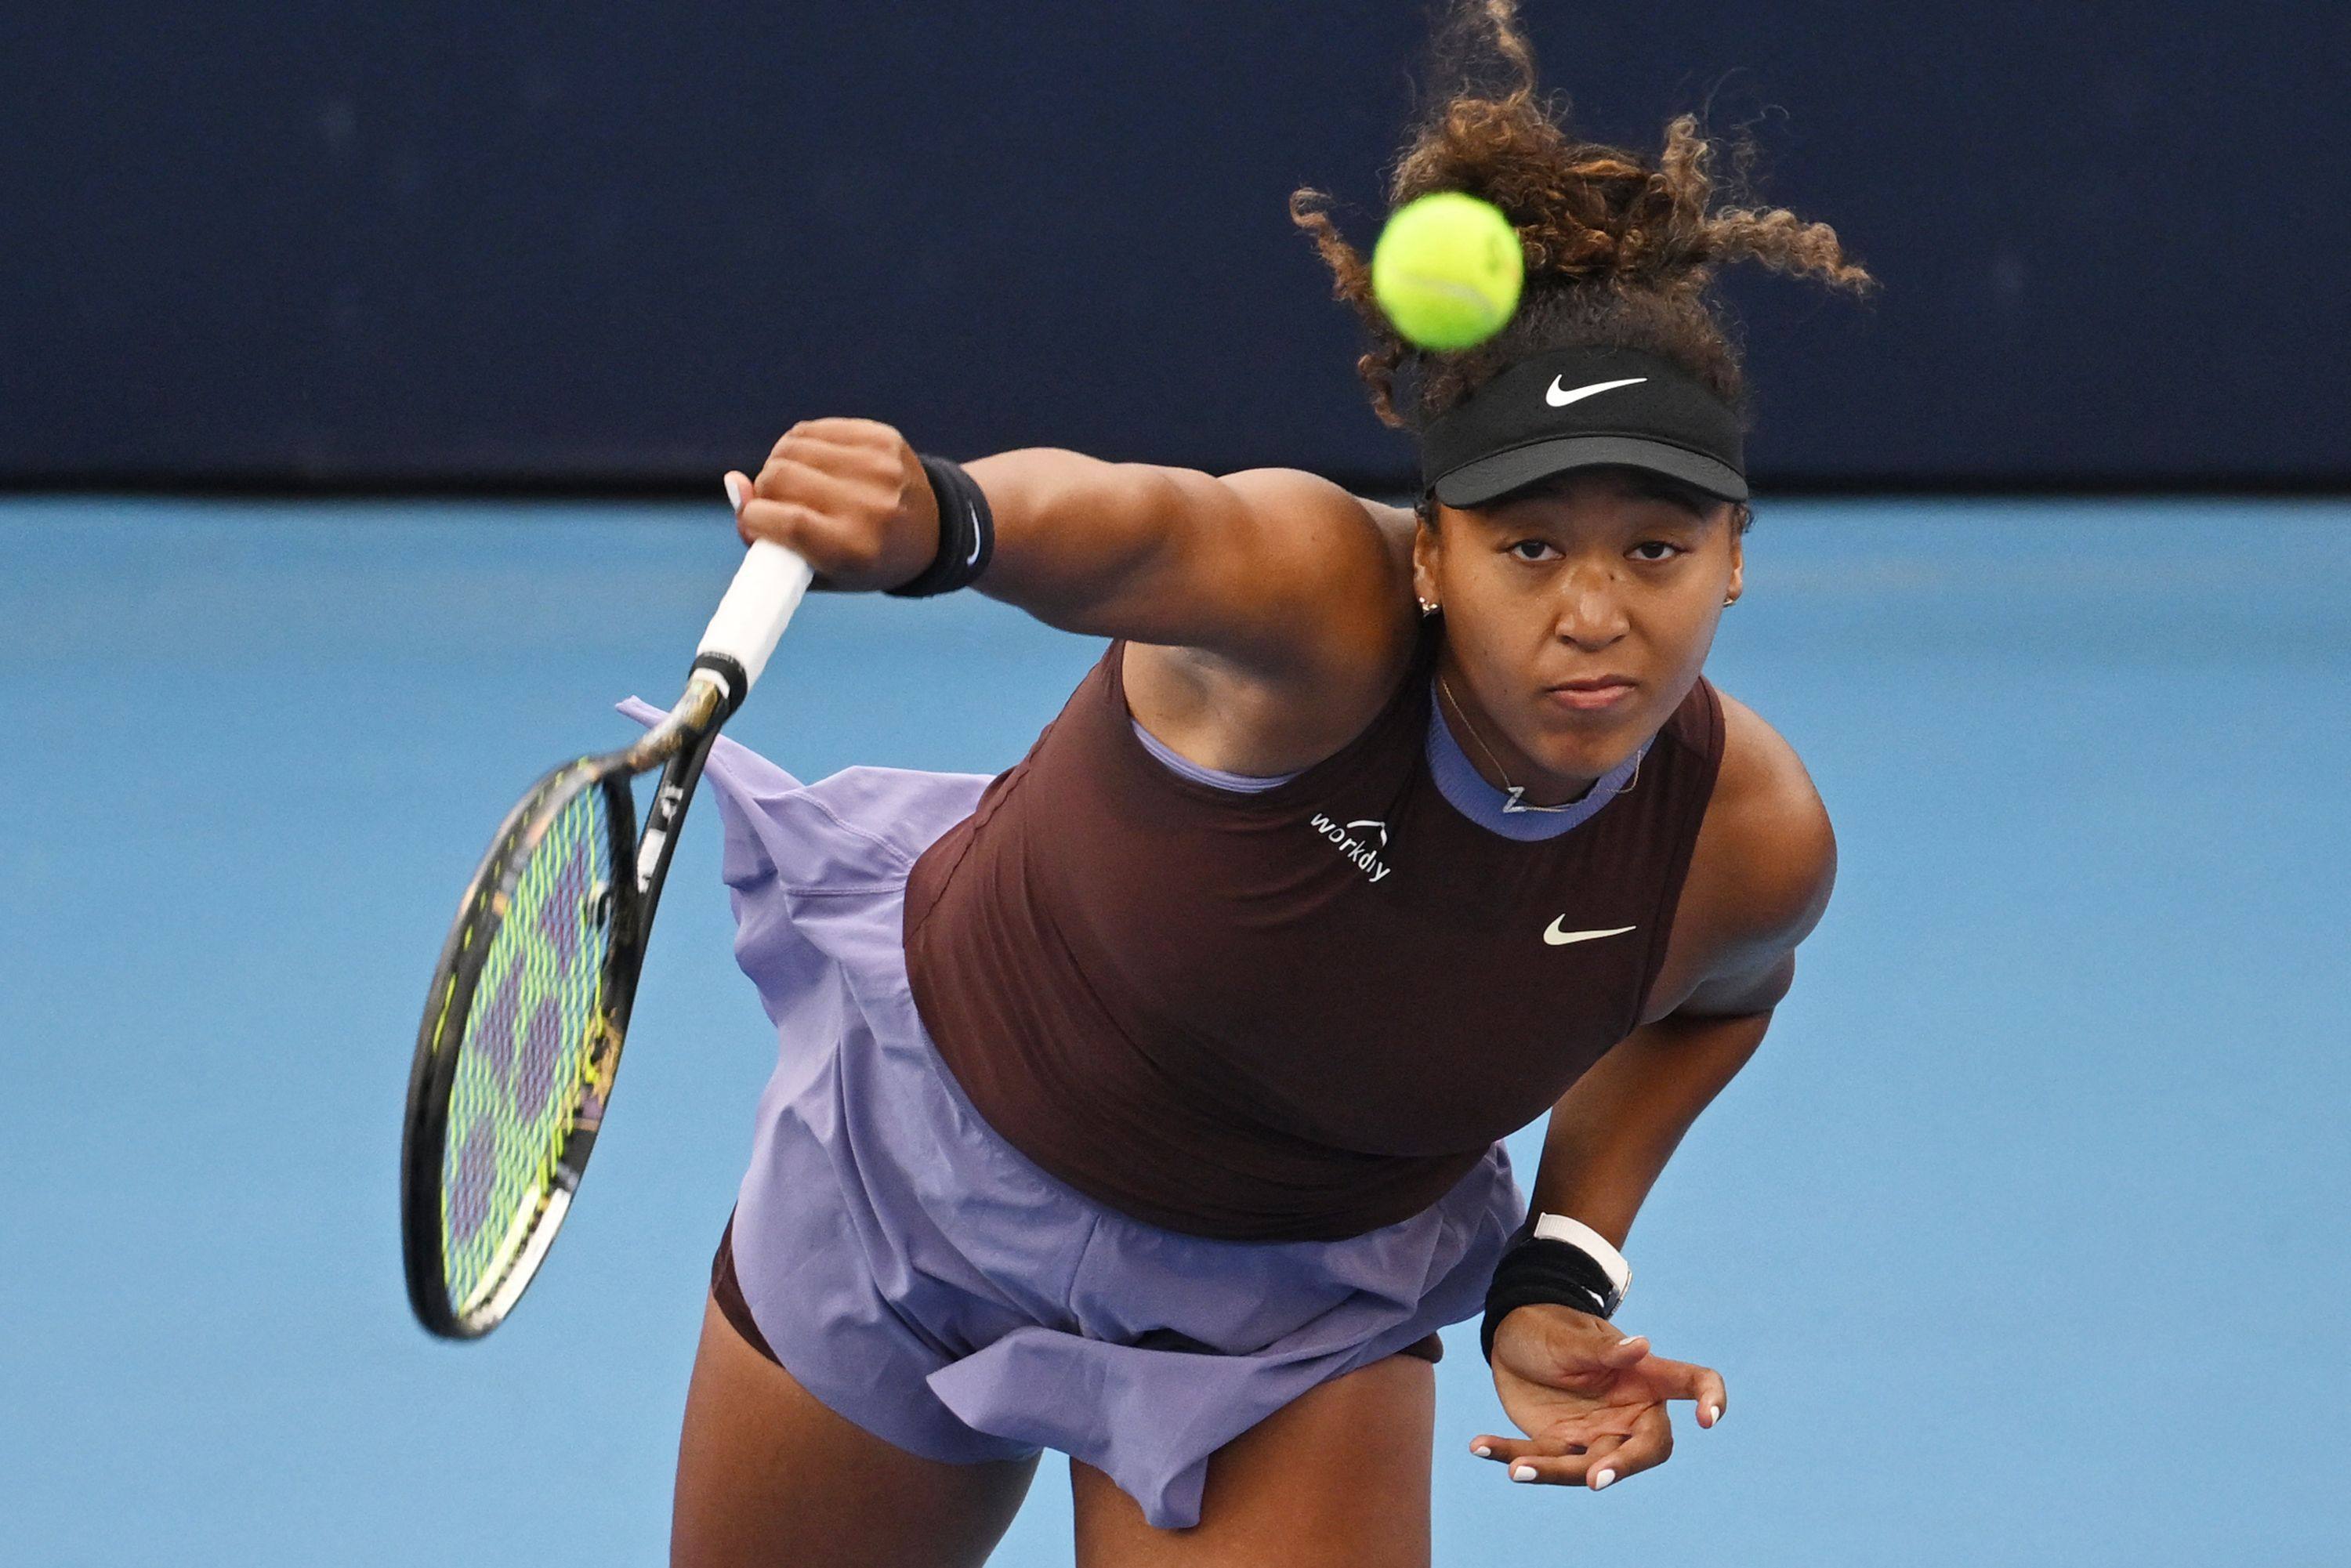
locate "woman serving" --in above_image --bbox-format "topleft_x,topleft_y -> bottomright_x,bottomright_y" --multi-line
667,5 -> 1870,1563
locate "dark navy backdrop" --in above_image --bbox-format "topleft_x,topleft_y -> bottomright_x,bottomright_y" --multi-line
5,2 -> 2346,487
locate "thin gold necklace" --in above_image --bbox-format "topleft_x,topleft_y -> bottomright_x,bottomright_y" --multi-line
1436,672 -> 1639,814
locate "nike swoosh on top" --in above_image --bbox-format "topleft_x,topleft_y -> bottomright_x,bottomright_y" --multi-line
964,502 -> 984,566
1545,375 -> 1647,408
1544,918 -> 1637,947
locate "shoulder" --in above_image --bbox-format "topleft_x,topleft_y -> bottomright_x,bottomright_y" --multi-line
1654,688 -> 1836,1015
1698,689 -> 1836,947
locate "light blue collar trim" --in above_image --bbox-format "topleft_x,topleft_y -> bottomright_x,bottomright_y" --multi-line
1130,716 -> 1302,793
1425,687 -> 1646,841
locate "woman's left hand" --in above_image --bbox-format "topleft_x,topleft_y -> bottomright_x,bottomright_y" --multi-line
1473,1304 -> 1728,1491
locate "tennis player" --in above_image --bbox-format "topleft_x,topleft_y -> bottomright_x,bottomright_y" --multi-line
666,7 -> 1870,1563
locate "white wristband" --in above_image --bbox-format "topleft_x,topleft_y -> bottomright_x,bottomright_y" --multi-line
1531,1212 -> 1633,1303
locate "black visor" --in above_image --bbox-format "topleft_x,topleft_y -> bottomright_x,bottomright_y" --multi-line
1419,347 -> 1747,507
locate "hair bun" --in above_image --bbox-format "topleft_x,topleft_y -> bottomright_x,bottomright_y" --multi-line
1292,0 -> 1871,431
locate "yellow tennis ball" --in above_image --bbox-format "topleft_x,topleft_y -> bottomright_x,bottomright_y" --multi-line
1370,192 -> 1525,351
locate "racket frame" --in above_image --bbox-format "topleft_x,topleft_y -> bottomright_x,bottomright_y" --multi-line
399,675 -> 726,1338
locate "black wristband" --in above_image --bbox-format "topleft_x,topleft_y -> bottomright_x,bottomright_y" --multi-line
886,455 -> 995,598
1479,1235 -> 1623,1363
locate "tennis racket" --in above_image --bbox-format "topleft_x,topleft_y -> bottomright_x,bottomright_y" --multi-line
400,538 -> 813,1339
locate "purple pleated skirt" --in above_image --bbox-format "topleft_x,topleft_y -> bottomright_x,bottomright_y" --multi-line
619,700 -> 1522,1529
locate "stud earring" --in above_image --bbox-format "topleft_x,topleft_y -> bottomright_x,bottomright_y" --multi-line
1418,597 -> 1441,617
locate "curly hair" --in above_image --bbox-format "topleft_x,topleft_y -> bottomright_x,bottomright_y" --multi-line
1291,0 -> 1872,435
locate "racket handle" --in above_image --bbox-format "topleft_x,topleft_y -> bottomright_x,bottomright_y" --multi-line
694,539 -> 813,709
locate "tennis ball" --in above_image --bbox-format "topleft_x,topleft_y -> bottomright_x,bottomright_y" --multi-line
1370,192 -> 1524,352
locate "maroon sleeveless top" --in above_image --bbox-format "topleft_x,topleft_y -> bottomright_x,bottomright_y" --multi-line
904,632 -> 1726,1240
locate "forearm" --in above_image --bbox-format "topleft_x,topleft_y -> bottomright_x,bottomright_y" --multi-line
1524,1008 -> 1773,1249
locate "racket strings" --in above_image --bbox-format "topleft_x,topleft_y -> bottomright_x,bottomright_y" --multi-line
440,783 -> 618,1312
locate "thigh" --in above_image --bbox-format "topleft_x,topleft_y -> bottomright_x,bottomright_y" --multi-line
672,1295 -> 1038,1568
1069,1353 -> 1435,1568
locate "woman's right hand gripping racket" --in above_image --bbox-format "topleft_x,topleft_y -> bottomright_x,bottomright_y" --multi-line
400,539 -> 813,1339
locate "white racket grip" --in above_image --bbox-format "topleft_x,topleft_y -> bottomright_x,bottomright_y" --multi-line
695,539 -> 813,700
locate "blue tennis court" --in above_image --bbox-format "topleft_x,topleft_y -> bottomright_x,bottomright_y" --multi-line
3,495 -> 2344,1563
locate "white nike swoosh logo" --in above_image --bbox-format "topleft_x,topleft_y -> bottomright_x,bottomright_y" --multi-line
1544,919 -> 1636,947
1545,375 -> 1647,408
964,502 -> 984,566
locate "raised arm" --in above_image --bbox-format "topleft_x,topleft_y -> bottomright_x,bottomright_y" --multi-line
724,421 -> 1415,721
725,419 -> 1418,772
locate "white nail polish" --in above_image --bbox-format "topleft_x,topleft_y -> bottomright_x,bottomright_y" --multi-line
1706,1403 -> 1722,1425
1593,1469 -> 1616,1490
1472,1444 -> 1492,1458
724,474 -> 747,512
1510,1464 -> 1537,1483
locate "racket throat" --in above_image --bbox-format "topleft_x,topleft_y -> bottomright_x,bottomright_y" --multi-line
625,673 -> 730,896
634,800 -> 682,893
